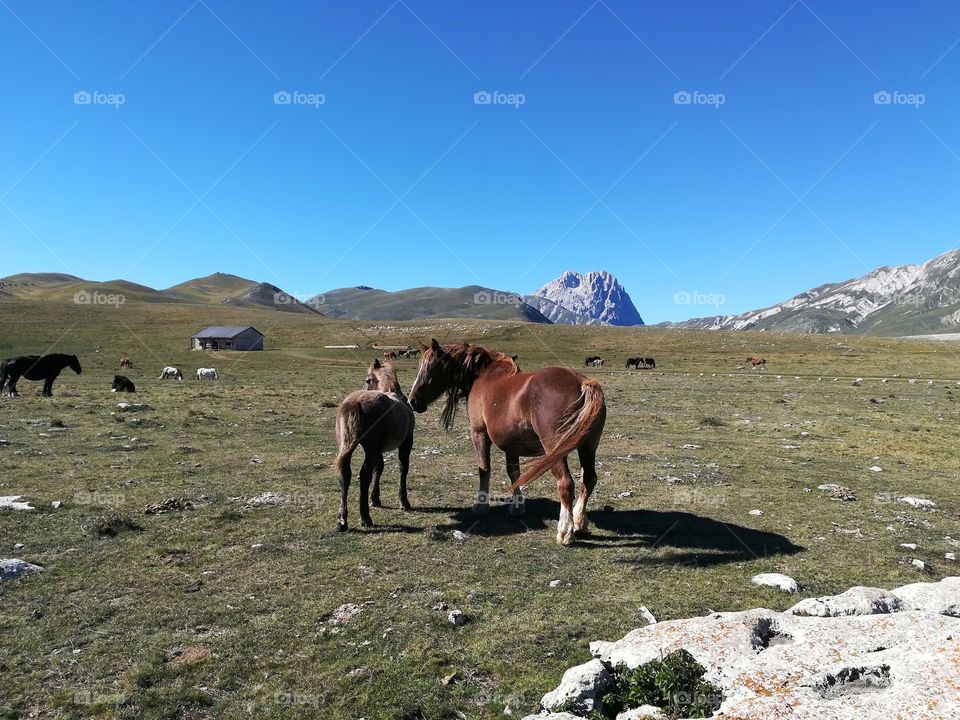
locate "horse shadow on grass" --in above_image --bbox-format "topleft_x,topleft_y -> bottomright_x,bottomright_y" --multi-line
425,498 -> 804,567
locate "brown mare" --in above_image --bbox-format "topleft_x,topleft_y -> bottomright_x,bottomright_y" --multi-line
408,339 -> 606,545
334,359 -> 415,530
119,356 -> 133,370
747,356 -> 766,367
382,351 -> 398,360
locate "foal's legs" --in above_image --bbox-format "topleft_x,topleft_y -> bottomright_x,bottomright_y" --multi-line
471,429 -> 492,515
370,456 -> 385,508
6,373 -> 21,397
551,458 -> 577,546
398,433 -> 413,511
573,445 -> 598,537
359,450 -> 381,528
337,450 -> 354,531
505,453 -> 526,516
42,377 -> 54,397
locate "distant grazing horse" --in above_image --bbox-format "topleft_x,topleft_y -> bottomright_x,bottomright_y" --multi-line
643,357 -> 656,369
626,357 -> 642,369
159,367 -> 183,380
398,348 -> 420,359
196,368 -> 219,381
382,351 -> 397,360
410,339 -> 606,545
112,375 -> 135,393
747,357 -> 767,367
335,359 -> 415,530
590,358 -> 604,368
584,356 -> 601,368
119,356 -> 133,370
0,354 -> 81,397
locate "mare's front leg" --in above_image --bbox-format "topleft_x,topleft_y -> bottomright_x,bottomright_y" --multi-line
505,453 -> 525,516
370,456 -> 385,508
359,451 -> 381,527
471,428 -> 492,516
398,433 -> 413,511
42,378 -> 54,397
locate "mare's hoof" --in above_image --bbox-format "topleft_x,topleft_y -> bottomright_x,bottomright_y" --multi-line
361,518 -> 374,528
400,500 -> 412,511
556,532 -> 576,546
336,520 -> 348,532
371,498 -> 383,508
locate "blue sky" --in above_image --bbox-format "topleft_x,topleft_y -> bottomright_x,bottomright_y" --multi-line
2,1 -> 960,322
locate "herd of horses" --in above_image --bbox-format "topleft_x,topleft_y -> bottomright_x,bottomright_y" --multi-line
0,344 -> 767,546
0,354 -> 220,397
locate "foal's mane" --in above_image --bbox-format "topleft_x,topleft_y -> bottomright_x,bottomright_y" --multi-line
435,343 -> 518,430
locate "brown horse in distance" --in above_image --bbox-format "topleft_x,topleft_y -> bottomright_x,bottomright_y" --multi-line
334,359 -> 415,530
408,339 -> 606,545
119,356 -> 133,370
747,356 -> 767,367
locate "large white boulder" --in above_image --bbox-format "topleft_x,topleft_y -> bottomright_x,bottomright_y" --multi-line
540,658 -> 610,714
787,586 -> 903,617
892,576 -> 960,617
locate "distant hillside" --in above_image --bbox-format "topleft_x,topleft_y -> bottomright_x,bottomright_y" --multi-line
661,249 -> 960,336
0,272 -> 321,315
311,285 -> 552,323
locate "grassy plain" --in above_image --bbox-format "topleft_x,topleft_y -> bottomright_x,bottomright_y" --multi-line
2,299 -> 959,719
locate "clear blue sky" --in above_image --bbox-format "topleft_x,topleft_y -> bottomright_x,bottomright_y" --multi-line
2,1 -> 960,322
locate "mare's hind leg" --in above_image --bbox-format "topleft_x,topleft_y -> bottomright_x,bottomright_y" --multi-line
42,378 -> 53,397
471,429 -> 492,516
7,374 -> 21,397
505,453 -> 525,517
398,433 -> 413,511
370,456 -> 385,507
573,446 -> 599,537
551,458 -> 576,546
359,451 -> 381,528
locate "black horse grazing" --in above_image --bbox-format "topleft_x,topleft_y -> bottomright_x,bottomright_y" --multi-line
0,354 -> 82,397
644,357 -> 656,369
584,356 -> 601,368
112,375 -> 135,393
626,357 -> 642,369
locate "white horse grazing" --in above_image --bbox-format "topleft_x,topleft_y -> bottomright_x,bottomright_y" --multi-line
160,367 -> 183,380
591,358 -> 604,368
196,368 -> 219,381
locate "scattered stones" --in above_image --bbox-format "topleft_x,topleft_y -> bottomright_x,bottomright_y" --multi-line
549,580 -> 561,588
1,558 -> 43,580
751,573 -> 800,594
50,500 -> 63,509
448,609 -> 467,627
145,497 -> 194,515
451,530 -> 468,542
899,496 -> 937,510
637,606 -> 657,626
0,496 -> 35,511
748,509 -> 763,516
115,402 -> 151,412
911,559 -> 928,571
817,483 -> 857,502
680,444 -> 701,450
868,465 -> 883,473
245,492 -> 281,507
901,543 -> 919,550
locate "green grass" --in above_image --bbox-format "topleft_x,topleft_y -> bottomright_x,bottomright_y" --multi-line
1,299 -> 960,719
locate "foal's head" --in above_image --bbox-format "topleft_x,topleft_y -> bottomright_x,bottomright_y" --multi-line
364,358 -> 400,393
68,354 -> 82,374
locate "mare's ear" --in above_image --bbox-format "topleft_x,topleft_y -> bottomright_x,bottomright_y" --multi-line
431,338 -> 441,352
419,342 -> 429,351
372,358 -> 382,369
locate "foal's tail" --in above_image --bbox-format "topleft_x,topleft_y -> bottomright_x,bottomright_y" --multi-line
334,399 -> 364,479
509,379 -> 606,491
